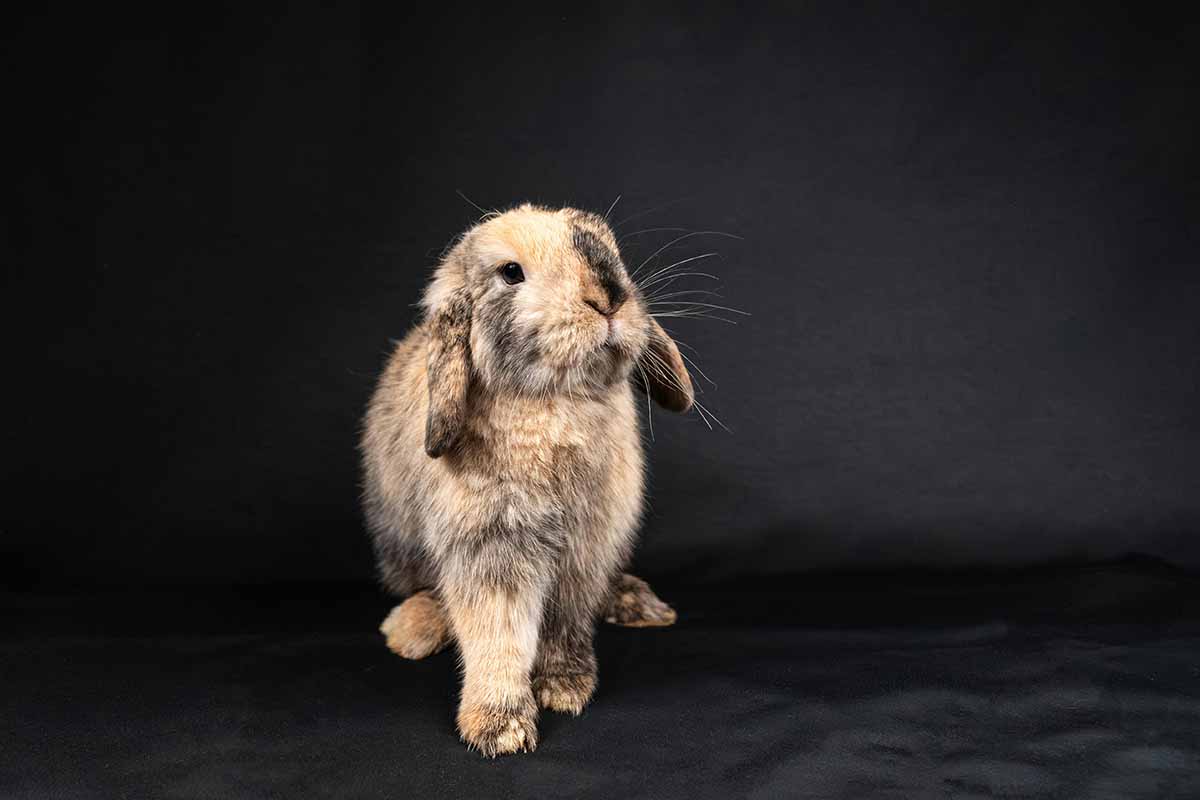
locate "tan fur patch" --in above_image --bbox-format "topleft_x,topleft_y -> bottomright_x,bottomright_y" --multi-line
457,696 -> 538,757
379,591 -> 451,659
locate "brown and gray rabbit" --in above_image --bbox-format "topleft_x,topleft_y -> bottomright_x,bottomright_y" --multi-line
360,204 -> 692,756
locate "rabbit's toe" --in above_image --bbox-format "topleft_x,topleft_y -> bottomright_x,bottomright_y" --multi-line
457,696 -> 538,757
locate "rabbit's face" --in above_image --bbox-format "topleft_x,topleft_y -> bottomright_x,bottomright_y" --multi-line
451,205 -> 651,396
421,204 -> 693,457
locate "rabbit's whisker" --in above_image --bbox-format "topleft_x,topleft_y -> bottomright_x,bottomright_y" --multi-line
633,360 -> 655,441
604,194 -> 622,220
641,289 -> 724,306
636,252 -> 720,286
648,300 -> 749,316
632,232 -> 741,279
613,196 -> 700,228
638,272 -> 722,295
676,349 -> 717,389
651,311 -> 740,325
617,226 -> 691,245
639,348 -> 727,432
454,189 -> 497,220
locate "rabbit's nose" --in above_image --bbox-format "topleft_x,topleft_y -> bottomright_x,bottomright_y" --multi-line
585,298 -> 610,316
585,297 -> 625,317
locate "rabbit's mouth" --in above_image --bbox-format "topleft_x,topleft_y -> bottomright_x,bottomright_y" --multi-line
604,317 -> 626,346
598,322 -> 640,366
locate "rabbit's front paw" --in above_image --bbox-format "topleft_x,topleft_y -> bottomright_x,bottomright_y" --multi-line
457,696 -> 538,756
532,670 -> 596,715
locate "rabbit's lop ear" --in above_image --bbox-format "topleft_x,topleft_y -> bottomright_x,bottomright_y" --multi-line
424,284 -> 473,458
637,318 -> 694,413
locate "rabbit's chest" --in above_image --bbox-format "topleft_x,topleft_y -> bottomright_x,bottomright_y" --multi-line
444,389 -> 643,542
477,407 -> 611,486
461,391 -> 638,496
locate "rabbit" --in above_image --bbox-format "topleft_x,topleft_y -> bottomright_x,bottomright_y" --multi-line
360,203 -> 693,756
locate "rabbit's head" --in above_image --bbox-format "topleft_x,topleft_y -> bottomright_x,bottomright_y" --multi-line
421,204 -> 693,457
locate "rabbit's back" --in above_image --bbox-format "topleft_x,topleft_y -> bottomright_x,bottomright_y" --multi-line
361,327 -> 439,594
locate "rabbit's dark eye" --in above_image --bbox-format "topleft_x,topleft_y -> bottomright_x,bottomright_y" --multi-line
499,262 -> 525,285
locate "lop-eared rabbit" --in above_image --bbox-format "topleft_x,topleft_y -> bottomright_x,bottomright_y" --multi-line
362,204 -> 691,755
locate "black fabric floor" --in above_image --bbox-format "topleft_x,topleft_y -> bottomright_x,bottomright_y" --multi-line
5,561 -> 1200,799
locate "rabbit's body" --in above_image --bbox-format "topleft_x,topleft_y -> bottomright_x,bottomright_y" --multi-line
364,332 -> 644,601
361,205 -> 692,755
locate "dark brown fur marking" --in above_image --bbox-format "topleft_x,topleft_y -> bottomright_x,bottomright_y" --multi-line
572,225 -> 628,310
635,319 -> 694,414
425,288 -> 473,457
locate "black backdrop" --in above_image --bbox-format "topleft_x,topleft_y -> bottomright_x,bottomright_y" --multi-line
7,2 -> 1200,590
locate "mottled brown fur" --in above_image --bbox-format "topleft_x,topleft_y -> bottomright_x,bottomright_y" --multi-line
604,573 -> 679,627
361,204 -> 691,756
